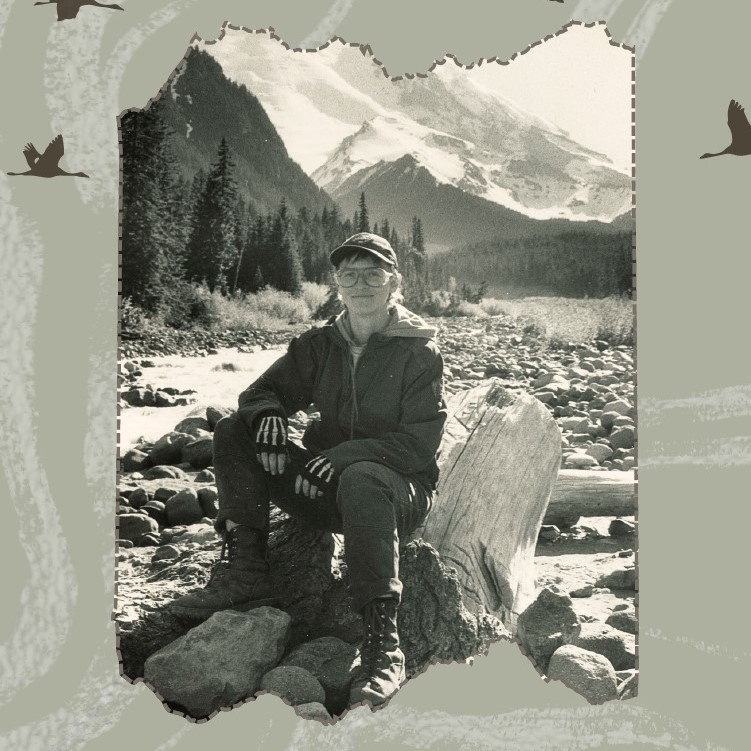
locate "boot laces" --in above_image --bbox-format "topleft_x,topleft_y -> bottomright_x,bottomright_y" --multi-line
205,527 -> 251,587
361,599 -> 390,670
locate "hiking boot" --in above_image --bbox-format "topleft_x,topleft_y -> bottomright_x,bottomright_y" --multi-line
169,525 -> 279,622
348,596 -> 406,707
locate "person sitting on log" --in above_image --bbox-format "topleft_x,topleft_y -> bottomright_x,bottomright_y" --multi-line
169,232 -> 447,708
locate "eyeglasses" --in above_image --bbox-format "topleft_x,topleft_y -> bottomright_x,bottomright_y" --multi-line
335,267 -> 393,288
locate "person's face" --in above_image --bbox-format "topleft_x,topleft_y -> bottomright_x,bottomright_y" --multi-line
337,255 -> 396,317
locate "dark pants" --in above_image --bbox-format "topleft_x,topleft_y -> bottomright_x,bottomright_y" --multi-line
212,414 -> 433,611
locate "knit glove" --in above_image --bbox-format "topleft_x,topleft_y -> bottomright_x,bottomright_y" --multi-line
295,455 -> 335,499
254,413 -> 288,475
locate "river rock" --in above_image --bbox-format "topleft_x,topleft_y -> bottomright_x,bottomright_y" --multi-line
197,487 -> 219,518
547,645 -> 618,704
609,426 -> 635,450
586,444 -> 613,463
153,486 -> 179,502
142,501 -> 167,526
166,488 -> 204,526
182,437 -> 214,470
571,623 -> 636,670
152,544 -> 181,563
174,416 -> 211,436
259,666 -> 326,706
195,469 -> 216,483
618,670 -> 638,700
294,702 -> 332,722
538,525 -> 560,542
142,465 -> 189,481
561,417 -> 589,433
603,399 -> 631,416
566,453 -> 599,469
517,587 -> 581,673
144,608 -> 292,719
128,487 -> 150,510
148,432 -> 195,466
207,405 -> 234,430
118,513 -> 159,544
606,605 -> 637,634
608,519 -> 636,537
122,449 -> 150,472
599,411 -> 622,431
595,567 -> 637,591
281,636 -> 358,711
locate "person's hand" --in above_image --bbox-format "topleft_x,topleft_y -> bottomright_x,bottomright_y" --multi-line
295,455 -> 335,499
254,414 -> 288,475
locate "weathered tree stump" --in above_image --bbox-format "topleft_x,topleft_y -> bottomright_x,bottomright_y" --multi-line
416,380 -> 561,628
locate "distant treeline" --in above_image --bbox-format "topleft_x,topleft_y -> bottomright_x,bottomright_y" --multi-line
120,102 -> 428,316
428,231 -> 633,299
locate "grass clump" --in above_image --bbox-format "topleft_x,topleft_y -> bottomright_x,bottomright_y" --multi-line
500,296 -> 633,347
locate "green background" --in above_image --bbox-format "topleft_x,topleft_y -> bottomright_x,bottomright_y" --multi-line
1,1 -> 747,748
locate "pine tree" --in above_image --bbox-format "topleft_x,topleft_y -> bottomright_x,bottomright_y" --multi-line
357,192 -> 370,233
121,102 -> 183,312
185,137 -> 241,293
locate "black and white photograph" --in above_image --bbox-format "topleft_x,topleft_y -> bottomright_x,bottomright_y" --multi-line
115,22 -> 636,721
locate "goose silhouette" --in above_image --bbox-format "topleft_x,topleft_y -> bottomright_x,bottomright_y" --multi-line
7,135 -> 89,178
34,0 -> 124,22
700,99 -> 751,159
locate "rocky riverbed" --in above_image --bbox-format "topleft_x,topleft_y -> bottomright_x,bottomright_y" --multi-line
116,313 -> 637,719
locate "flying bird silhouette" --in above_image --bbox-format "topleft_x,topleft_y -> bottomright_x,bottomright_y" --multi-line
700,99 -> 751,159
7,135 -> 89,178
34,0 -> 124,22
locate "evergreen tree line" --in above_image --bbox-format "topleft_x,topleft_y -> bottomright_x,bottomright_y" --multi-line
427,231 -> 633,299
120,103 -> 430,320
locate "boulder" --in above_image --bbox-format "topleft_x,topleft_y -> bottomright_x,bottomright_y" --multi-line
259,666 -> 326,706
195,469 -> 216,484
118,513 -> 159,544
547,645 -> 618,704
571,623 -> 636,670
166,488 -> 204,526
516,587 -> 581,673
144,608 -> 291,719
182,437 -> 214,470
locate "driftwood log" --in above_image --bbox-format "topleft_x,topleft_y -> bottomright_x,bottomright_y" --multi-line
546,470 -> 635,527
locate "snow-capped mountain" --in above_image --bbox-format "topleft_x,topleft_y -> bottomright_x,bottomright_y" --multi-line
202,29 -> 631,226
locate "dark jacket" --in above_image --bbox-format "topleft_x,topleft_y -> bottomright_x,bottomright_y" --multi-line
237,305 -> 447,490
